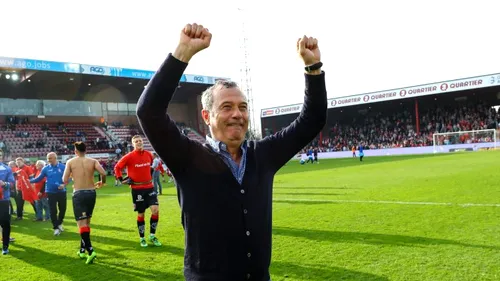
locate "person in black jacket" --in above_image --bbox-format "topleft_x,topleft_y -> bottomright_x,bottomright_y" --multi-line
136,23 -> 327,281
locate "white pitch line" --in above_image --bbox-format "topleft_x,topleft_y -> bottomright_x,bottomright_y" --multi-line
273,198 -> 500,207
96,193 -> 130,197
96,194 -> 500,207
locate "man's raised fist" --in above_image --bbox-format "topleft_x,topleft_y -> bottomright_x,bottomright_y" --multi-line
297,35 -> 321,67
174,23 -> 212,63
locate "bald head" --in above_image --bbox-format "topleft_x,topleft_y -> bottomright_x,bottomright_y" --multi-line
47,152 -> 58,165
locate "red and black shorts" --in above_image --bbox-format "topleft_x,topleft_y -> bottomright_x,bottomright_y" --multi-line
72,189 -> 97,221
131,188 -> 158,213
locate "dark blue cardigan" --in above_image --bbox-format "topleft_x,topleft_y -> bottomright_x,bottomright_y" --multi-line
137,54 -> 327,281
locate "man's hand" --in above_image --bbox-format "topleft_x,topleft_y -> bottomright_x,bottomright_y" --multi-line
0,180 -> 5,187
297,35 -> 321,74
58,184 -> 65,190
94,181 -> 104,189
173,23 -> 212,63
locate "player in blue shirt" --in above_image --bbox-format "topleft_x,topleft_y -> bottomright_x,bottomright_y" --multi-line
359,144 -> 364,162
306,147 -> 314,163
30,152 -> 68,236
0,150 -> 15,255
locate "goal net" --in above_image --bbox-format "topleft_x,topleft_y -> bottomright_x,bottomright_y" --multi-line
433,129 -> 498,153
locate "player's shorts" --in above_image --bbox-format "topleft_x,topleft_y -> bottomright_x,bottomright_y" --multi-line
360,152 -> 364,157
72,189 -> 97,221
131,188 -> 158,213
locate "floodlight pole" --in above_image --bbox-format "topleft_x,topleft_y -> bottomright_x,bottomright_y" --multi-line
237,7 -> 258,139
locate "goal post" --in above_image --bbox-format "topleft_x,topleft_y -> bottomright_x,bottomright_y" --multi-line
432,129 -> 497,153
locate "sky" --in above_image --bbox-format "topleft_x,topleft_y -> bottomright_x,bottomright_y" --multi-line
1,0 -> 499,132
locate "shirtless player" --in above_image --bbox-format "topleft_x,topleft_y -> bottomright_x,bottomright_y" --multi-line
62,142 -> 107,265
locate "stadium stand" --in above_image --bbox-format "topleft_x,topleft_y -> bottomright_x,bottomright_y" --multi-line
0,118 -> 208,159
107,123 -> 206,153
0,54 -> 224,164
1,123 -> 59,158
106,125 -> 151,151
268,101 -> 500,154
0,118 -> 116,158
262,72 -> 500,157
306,102 -> 500,152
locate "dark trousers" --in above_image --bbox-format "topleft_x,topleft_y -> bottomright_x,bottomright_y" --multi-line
47,192 -> 67,229
15,190 -> 24,218
1,219 -> 10,248
0,200 -> 11,249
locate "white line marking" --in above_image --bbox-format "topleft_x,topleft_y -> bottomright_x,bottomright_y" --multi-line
96,194 -> 500,207
273,198 -> 500,207
98,193 -> 130,197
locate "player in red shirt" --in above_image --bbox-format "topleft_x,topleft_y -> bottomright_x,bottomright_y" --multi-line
114,135 -> 162,247
14,158 -> 37,220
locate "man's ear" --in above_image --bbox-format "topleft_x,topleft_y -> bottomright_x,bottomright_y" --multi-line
201,109 -> 211,125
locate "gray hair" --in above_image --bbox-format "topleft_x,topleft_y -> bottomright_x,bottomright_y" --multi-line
36,160 -> 46,167
201,80 -> 245,112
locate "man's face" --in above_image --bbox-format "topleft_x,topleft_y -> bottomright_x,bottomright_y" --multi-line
47,153 -> 57,165
133,137 -> 144,150
16,159 -> 24,167
36,163 -> 44,170
202,87 -> 249,147
0,152 -> 3,163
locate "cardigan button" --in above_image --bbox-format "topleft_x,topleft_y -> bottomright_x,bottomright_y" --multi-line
240,189 -> 245,194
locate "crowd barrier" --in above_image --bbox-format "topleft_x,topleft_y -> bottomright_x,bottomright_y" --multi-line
298,142 -> 500,160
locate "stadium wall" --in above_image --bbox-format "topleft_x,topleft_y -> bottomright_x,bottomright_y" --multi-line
298,142 -> 500,160
0,100 -> 197,127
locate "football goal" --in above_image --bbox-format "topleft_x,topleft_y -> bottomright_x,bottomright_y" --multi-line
432,129 -> 497,153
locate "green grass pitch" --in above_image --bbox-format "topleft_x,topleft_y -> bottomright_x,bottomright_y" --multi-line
2,151 -> 499,281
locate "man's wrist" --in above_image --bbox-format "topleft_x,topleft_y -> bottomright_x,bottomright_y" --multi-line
304,61 -> 322,75
173,45 -> 194,63
305,69 -> 322,75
